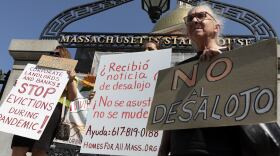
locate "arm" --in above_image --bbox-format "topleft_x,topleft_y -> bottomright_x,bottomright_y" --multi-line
66,70 -> 77,101
158,130 -> 171,156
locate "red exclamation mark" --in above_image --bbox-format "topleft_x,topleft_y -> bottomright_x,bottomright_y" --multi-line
37,116 -> 49,134
92,100 -> 97,110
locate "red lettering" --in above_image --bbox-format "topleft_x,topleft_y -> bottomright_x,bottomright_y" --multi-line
28,84 -> 38,95
18,83 -> 28,93
43,88 -> 56,98
6,94 -> 15,103
17,83 -> 56,98
206,57 -> 233,82
109,62 -> 116,72
34,86 -> 44,96
172,64 -> 198,90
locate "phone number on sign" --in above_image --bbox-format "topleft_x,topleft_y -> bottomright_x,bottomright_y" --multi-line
87,126 -> 159,138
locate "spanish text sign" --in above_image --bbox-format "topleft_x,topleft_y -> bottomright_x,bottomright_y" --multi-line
81,49 -> 172,156
147,39 -> 278,130
0,64 -> 68,140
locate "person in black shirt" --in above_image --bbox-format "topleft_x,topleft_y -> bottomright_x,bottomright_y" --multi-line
157,3 -> 243,156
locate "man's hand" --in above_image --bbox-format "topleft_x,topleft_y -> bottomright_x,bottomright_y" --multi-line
200,48 -> 222,61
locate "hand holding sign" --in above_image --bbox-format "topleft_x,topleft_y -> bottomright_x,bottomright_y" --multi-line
67,70 -> 76,82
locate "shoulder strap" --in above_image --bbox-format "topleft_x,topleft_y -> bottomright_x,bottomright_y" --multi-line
60,97 -> 67,122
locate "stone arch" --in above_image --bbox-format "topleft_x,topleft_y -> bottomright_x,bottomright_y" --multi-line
40,0 -> 132,39
40,0 -> 277,41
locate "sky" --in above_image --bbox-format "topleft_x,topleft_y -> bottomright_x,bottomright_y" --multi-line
0,0 -> 279,73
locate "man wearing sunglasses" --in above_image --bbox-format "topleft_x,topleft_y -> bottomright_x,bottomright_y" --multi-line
158,2 -> 280,156
157,3 -> 244,156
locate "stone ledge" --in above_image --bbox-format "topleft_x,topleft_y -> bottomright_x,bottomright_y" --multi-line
8,39 -> 60,61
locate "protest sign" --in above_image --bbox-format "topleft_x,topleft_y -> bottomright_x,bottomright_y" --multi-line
0,64 -> 68,140
147,38 -> 279,130
91,51 -> 124,74
37,55 -> 78,71
54,74 -> 95,145
81,49 -> 171,156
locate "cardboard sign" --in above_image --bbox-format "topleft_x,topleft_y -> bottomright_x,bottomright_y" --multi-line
81,49 -> 172,156
147,38 -> 279,130
0,64 -> 68,140
37,55 -> 78,71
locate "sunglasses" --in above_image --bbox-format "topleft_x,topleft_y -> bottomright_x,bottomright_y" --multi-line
49,52 -> 61,57
184,11 -> 216,23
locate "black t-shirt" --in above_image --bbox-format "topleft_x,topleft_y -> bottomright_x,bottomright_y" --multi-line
177,51 -> 202,66
170,49 -> 243,156
169,126 -> 242,156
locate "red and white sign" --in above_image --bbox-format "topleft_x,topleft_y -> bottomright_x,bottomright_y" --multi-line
81,49 -> 171,156
0,64 -> 68,140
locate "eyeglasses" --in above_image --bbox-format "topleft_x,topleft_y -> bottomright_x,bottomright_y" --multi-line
49,52 -> 61,57
184,11 -> 216,23
146,47 -> 157,51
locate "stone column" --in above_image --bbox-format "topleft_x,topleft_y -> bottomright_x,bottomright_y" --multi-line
0,39 -> 60,156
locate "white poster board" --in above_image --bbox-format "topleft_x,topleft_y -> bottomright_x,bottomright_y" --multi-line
0,64 -> 68,140
81,49 -> 172,156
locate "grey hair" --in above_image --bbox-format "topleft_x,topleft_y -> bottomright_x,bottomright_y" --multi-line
187,2 -> 224,34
